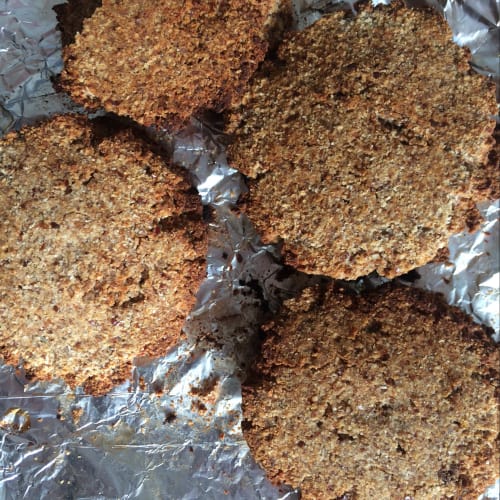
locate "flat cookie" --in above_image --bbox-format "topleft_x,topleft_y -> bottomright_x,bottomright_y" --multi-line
61,0 -> 291,130
242,284 -> 499,499
0,115 -> 206,394
226,2 -> 497,279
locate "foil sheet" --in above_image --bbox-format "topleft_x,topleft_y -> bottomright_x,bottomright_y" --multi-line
1,0 -> 499,499
0,0 -> 76,134
406,200 -> 500,341
443,0 -> 500,81
0,350 -> 296,499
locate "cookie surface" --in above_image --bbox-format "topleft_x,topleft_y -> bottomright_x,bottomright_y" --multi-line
227,2 -> 497,279
61,0 -> 291,130
242,285 -> 499,499
0,115 -> 206,394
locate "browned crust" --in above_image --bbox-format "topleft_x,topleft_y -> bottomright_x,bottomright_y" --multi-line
480,122 -> 500,201
227,1 -> 497,280
60,0 -> 292,131
54,0 -> 102,47
242,284 -> 499,499
0,115 -> 207,395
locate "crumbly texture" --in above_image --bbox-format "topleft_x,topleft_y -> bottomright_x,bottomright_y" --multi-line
226,2 -> 497,280
61,0 -> 292,130
0,115 -> 206,394
242,285 -> 499,499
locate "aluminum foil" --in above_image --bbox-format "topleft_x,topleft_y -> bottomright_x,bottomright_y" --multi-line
0,0 -> 77,135
1,0 -> 499,499
292,0 -> 357,29
443,0 -> 500,81
0,350 -> 297,499
405,200 -> 500,341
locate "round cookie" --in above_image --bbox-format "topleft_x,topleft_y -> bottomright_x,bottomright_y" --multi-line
242,284 -> 499,499
226,1 -> 497,280
61,0 -> 292,130
0,115 -> 206,394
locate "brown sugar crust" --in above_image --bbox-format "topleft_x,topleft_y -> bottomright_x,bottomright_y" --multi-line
242,284 -> 499,499
61,0 -> 292,131
0,115 -> 207,394
226,2 -> 497,280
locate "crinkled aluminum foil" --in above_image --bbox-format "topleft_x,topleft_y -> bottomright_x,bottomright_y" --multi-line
0,349 -> 297,499
1,0 -> 499,499
292,0 -> 357,29
443,0 -> 500,81
405,200 -> 500,341
0,0 -> 76,135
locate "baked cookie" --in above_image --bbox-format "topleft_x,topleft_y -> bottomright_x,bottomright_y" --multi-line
0,115 -> 206,394
226,1 -> 497,279
242,284 -> 499,499
61,0 -> 292,130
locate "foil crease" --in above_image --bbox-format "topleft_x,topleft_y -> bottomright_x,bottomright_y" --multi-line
0,0 -> 499,499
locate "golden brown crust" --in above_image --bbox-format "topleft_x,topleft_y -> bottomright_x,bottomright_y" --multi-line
242,284 -> 499,499
227,2 -> 497,280
61,0 -> 292,131
0,115 -> 207,394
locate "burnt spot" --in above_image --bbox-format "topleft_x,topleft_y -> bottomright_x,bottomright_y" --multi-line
437,464 -> 460,484
396,443 -> 406,455
363,319 -> 382,334
163,410 -> 177,424
241,419 -> 252,431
